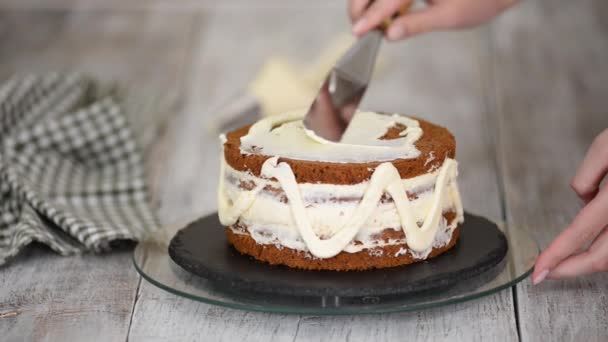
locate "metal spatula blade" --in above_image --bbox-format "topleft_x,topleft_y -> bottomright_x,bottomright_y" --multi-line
303,1 -> 411,142
303,30 -> 383,142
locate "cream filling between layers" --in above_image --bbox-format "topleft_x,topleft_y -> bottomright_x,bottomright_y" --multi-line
218,157 -> 464,259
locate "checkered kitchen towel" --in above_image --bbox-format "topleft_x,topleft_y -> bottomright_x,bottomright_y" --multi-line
0,74 -> 159,265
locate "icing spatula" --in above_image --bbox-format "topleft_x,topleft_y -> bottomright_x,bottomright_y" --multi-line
303,2 -> 410,142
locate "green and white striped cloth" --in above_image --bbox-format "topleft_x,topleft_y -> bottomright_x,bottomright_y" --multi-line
0,74 -> 159,265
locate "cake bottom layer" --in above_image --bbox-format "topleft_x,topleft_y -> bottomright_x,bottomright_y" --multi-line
225,216 -> 461,271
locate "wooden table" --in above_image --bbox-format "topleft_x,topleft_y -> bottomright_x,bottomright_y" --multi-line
1,1 -> 607,341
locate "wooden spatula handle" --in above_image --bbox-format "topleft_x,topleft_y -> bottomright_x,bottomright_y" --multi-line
373,0 -> 413,31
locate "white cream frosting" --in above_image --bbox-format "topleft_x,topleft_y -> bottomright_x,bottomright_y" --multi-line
240,110 -> 423,163
218,157 -> 463,259
218,111 -> 464,259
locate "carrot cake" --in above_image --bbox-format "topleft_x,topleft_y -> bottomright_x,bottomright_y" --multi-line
217,110 -> 464,271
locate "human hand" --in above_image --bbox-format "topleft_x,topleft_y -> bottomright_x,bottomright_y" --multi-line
533,129 -> 608,284
348,0 -> 518,41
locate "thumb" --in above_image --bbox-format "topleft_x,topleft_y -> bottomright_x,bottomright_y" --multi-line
386,7 -> 455,40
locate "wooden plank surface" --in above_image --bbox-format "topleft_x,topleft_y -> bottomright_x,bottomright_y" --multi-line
492,1 -> 608,341
127,6 -> 518,342
0,0 -> 339,10
0,9 -> 196,341
0,250 -> 137,341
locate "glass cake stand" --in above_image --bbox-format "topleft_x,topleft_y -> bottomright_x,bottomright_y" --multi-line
133,213 -> 538,315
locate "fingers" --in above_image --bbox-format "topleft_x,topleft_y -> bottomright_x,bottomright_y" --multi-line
533,186 -> 608,284
571,129 -> 608,202
352,0 -> 409,36
351,0 -> 520,40
548,225 -> 608,278
385,6 -> 454,40
348,0 -> 371,22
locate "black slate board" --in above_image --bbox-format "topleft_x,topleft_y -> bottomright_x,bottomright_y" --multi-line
168,212 -> 507,297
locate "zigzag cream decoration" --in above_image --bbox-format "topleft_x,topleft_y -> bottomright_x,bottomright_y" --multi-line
218,156 -> 463,259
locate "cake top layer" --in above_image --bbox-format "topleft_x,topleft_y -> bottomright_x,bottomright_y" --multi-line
222,111 -> 455,184
239,111 -> 423,163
